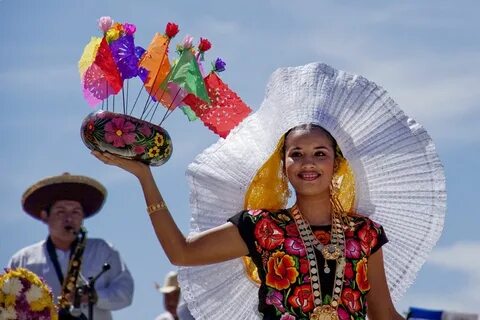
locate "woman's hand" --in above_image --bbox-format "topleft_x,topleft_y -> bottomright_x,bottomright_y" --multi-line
91,151 -> 150,179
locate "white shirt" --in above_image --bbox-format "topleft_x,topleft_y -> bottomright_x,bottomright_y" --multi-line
8,238 -> 134,320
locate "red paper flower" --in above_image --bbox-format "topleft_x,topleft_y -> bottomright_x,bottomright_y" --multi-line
254,218 -> 284,250
165,22 -> 179,38
266,252 -> 299,290
287,284 -> 314,313
198,37 -> 212,52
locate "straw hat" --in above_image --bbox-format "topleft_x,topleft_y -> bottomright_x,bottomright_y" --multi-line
157,271 -> 180,294
178,62 -> 446,319
22,172 -> 107,219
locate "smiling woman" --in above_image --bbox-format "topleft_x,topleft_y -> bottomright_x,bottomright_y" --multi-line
91,62 -> 446,320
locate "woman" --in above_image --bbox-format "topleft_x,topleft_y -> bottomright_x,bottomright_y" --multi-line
93,62 -> 446,319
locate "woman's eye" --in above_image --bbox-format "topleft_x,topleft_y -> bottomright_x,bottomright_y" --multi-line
290,152 -> 302,158
315,151 -> 326,157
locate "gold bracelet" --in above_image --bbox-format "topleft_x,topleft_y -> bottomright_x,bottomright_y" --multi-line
146,201 -> 168,215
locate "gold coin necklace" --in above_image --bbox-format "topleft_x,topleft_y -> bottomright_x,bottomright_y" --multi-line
290,205 -> 346,320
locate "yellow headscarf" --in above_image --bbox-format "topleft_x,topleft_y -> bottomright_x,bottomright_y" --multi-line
241,133 -> 356,284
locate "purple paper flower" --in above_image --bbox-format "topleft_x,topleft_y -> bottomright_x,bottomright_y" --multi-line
104,117 -> 136,147
123,22 -> 136,35
214,57 -> 226,72
280,314 -> 296,320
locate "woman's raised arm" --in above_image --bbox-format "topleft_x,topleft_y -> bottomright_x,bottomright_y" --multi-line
92,151 -> 249,266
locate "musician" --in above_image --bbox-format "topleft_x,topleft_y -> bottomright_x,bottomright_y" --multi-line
7,173 -> 134,320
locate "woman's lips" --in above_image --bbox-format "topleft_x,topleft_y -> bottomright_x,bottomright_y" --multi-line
299,172 -> 320,181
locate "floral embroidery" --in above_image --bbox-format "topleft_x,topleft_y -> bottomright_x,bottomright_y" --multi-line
240,209 -> 387,319
287,284 -> 314,313
255,218 -> 285,250
355,258 -> 370,292
358,221 -> 378,256
266,290 -> 286,313
341,288 -> 362,314
266,252 -> 299,290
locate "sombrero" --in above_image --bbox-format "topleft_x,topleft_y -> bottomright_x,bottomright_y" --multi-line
178,62 -> 446,319
22,172 -> 107,219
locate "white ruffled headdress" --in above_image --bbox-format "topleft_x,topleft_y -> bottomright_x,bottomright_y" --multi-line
178,62 -> 446,319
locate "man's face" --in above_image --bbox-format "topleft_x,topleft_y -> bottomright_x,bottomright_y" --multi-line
164,289 -> 180,316
41,200 -> 85,245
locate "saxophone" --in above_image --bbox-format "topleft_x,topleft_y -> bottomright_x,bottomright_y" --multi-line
58,226 -> 88,320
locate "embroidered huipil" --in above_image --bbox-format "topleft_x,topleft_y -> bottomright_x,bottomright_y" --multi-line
229,209 -> 388,320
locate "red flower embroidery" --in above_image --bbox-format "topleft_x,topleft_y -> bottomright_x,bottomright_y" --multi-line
313,230 -> 330,245
287,284 -> 314,313
341,288 -> 362,314
266,252 -> 299,290
254,218 -> 284,250
344,262 -> 354,280
355,257 -> 370,292
358,222 -> 378,256
285,223 -> 299,237
299,257 -> 309,274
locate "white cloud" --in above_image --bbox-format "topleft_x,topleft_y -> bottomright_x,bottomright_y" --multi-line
398,242 -> 480,315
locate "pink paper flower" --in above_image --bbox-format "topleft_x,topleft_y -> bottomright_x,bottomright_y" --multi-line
98,16 -> 114,33
104,117 -> 136,147
123,23 -> 136,35
182,35 -> 194,49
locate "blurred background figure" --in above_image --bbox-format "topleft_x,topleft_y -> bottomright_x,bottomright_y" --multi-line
154,271 -> 194,320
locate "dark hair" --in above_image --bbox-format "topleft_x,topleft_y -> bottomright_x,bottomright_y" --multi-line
283,124 -> 343,159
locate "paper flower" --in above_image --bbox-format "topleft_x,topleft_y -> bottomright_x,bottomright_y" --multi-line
98,16 -> 113,32
165,22 -> 179,38
214,57 -> 226,72
198,38 -> 212,52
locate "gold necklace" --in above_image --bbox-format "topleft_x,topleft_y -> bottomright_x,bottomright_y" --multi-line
290,205 -> 346,320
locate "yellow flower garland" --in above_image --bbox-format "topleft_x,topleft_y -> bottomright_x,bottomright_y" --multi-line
0,267 -> 58,320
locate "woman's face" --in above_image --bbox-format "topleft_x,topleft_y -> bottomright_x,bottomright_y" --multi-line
284,127 -> 335,198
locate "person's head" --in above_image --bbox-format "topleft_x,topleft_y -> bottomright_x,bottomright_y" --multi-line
283,124 -> 342,199
164,289 -> 180,316
21,173 -> 106,244
40,200 -> 85,244
157,271 -> 181,316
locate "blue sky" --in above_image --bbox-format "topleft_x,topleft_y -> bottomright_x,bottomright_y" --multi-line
1,1 -> 479,319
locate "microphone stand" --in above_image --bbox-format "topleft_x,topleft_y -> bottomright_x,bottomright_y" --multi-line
85,263 -> 111,320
